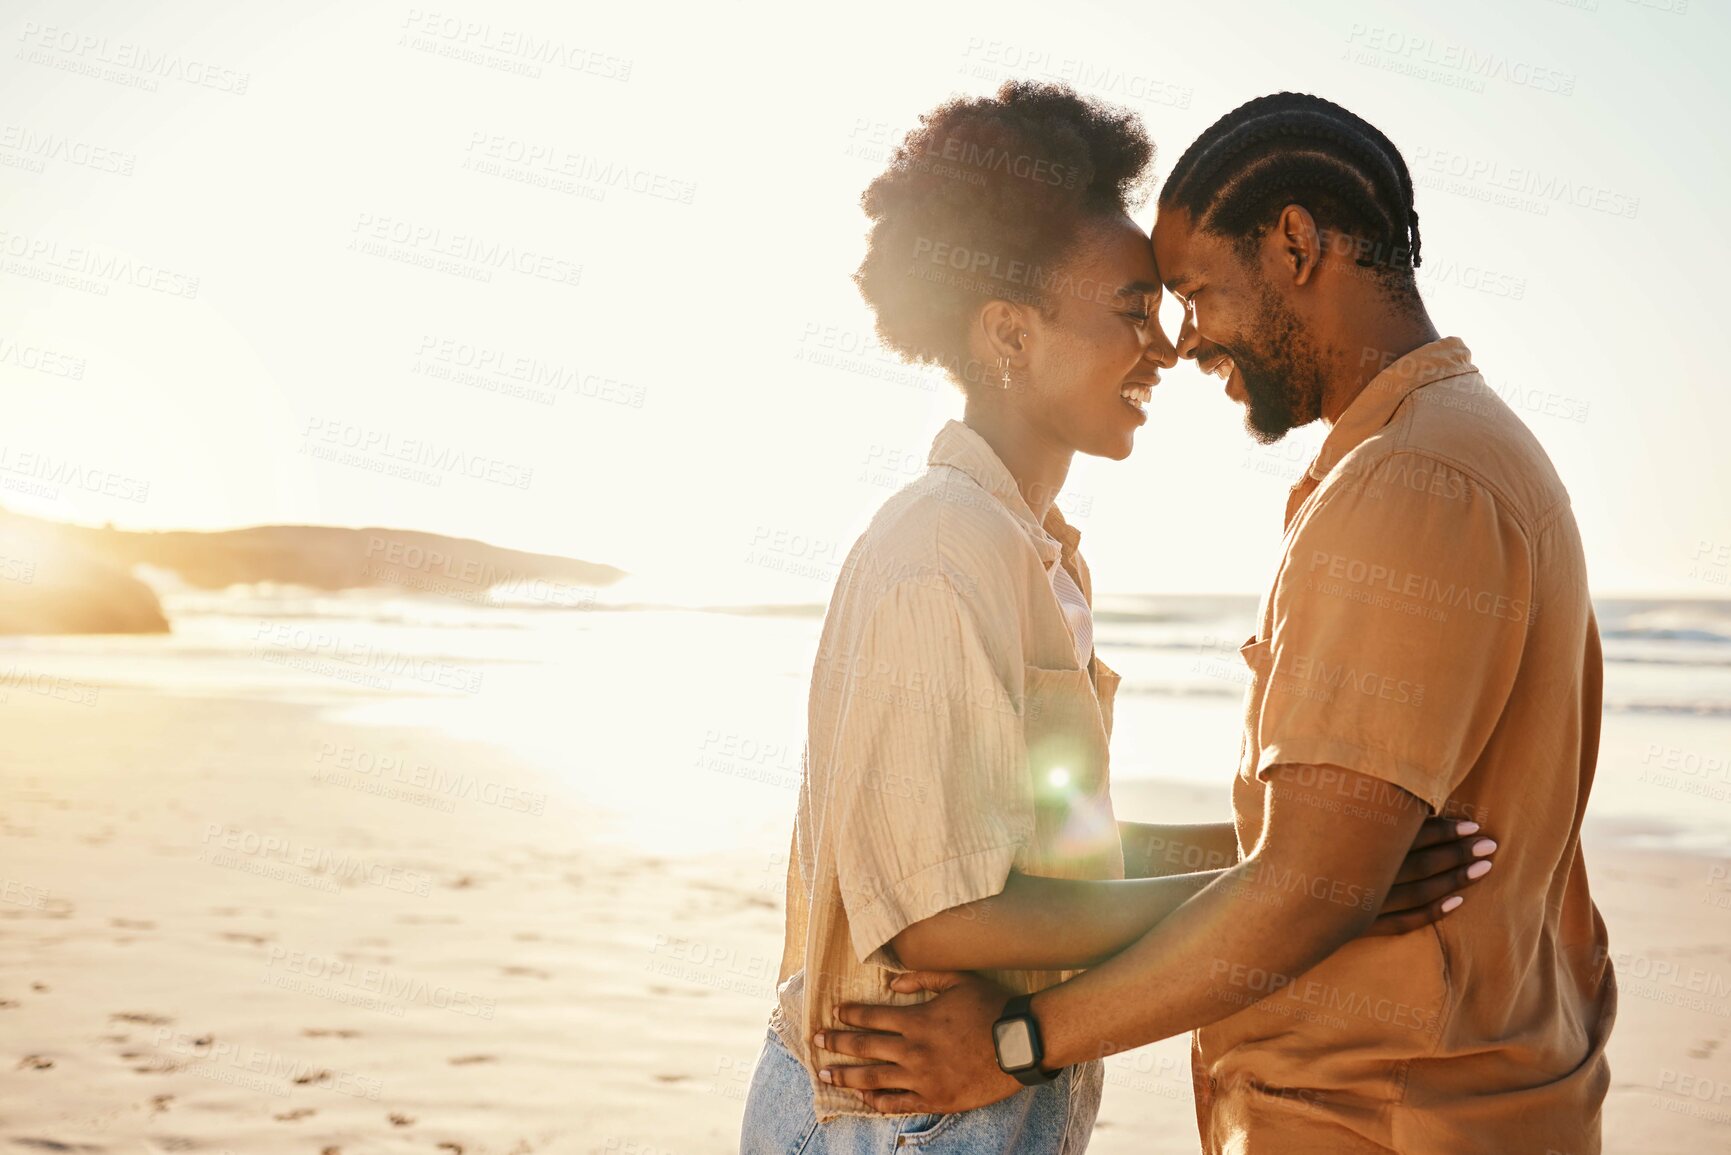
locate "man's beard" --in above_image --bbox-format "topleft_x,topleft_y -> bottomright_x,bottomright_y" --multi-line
1232,283 -> 1327,445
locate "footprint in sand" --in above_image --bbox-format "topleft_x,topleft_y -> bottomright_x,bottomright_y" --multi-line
303,1028 -> 361,1039
18,1055 -> 54,1070
217,931 -> 274,945
273,1107 -> 316,1121
388,1112 -> 415,1126
447,1054 -> 496,1065
500,965 -> 552,980
149,1093 -> 173,1113
111,1012 -> 173,1026
112,918 -> 155,930
293,1069 -> 333,1086
129,1058 -> 180,1074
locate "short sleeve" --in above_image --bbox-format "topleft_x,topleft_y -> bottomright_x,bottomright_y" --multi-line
1255,452 -> 1533,813
827,576 -> 1032,965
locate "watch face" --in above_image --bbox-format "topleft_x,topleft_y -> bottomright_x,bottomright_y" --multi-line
994,1019 -> 1036,1070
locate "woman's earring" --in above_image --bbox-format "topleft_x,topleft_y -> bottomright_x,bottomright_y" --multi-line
1000,333 -> 1027,389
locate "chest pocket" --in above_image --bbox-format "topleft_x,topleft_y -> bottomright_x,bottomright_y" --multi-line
1232,636 -> 1275,857
1021,663 -> 1121,880
1090,653 -> 1122,741
1236,636 -> 1275,778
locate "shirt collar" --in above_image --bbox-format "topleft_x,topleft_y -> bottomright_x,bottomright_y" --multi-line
926,419 -> 1076,569
1306,336 -> 1477,482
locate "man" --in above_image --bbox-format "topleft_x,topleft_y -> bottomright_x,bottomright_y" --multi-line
814,92 -> 1617,1154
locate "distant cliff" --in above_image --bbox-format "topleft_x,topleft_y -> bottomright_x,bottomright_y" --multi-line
0,512 -> 626,634
0,516 -> 169,635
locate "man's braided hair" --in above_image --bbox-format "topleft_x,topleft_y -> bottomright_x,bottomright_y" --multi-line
1159,93 -> 1423,294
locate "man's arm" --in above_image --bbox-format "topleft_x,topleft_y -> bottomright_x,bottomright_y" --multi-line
1035,764 -> 1423,1066
1118,820 -> 1239,878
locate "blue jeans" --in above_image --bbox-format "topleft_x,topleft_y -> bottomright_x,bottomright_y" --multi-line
740,1027 -> 1102,1154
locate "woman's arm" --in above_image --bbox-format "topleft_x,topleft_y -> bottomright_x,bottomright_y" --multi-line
888,815 -> 1491,973
889,868 -> 1221,973
1119,820 -> 1239,878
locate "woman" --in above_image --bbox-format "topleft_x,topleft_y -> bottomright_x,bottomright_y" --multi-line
740,81 -> 1490,1155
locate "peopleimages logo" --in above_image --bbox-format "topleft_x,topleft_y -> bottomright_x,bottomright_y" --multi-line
397,9 -> 633,81
462,132 -> 695,204
412,336 -> 646,408
0,124 -> 136,175
908,236 -> 1135,306
918,134 -> 1080,189
300,418 -> 534,490
0,229 -> 199,298
0,445 -> 148,503
251,620 -> 486,694
1408,146 -> 1640,220
16,21 -> 252,94
1344,25 -> 1577,95
347,212 -> 583,288
1304,550 -> 1533,623
262,945 -> 497,1019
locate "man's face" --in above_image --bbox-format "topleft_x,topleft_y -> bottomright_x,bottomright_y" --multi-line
1151,206 -> 1327,444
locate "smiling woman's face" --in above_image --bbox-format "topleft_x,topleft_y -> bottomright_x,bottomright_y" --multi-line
1010,212 -> 1178,462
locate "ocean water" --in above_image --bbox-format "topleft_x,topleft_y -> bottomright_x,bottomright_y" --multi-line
5,587 -> 1729,856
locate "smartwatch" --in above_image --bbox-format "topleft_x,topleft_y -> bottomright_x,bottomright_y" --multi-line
992,994 -> 1061,1086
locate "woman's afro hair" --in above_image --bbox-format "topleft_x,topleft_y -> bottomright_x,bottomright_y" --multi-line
853,81 -> 1155,381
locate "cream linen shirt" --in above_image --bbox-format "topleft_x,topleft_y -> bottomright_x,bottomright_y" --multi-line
769,419 -> 1125,1121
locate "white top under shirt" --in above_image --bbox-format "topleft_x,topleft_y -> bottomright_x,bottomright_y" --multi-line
1047,550 -> 1094,667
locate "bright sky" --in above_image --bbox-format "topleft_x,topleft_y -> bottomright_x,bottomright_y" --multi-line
2,0 -> 1727,600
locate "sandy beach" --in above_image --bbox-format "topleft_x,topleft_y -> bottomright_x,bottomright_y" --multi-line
1,682 -> 1726,1154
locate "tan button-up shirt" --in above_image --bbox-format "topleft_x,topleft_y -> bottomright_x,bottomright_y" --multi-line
770,419 -> 1125,1121
1194,338 -> 1617,1153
